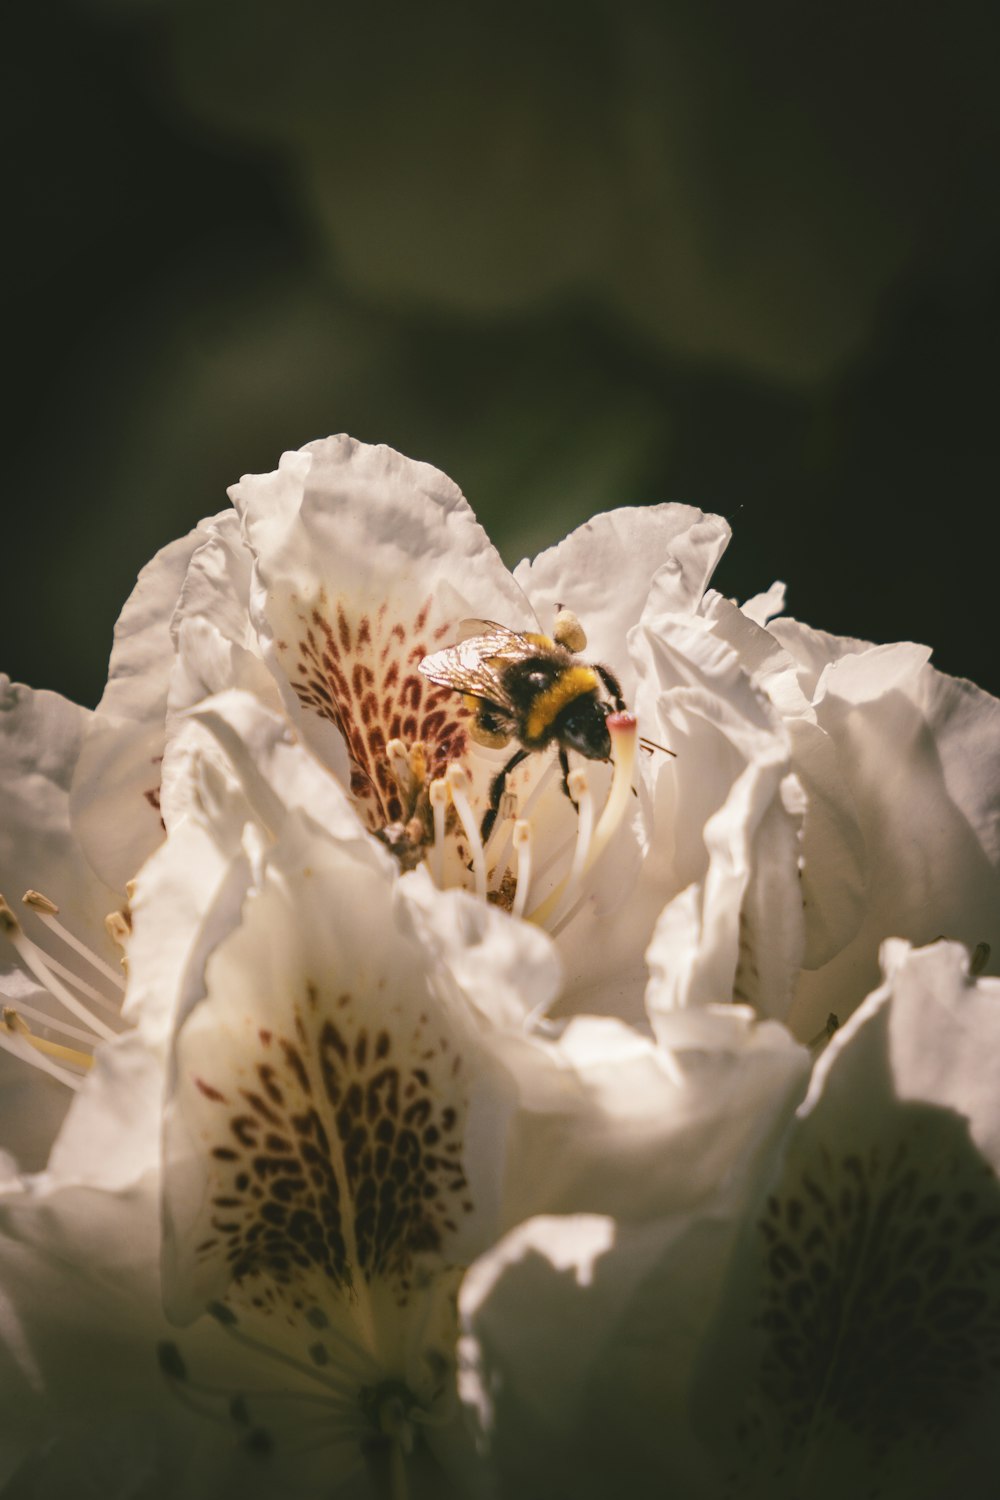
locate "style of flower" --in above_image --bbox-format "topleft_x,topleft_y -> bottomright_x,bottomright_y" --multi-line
460,939 -> 1000,1500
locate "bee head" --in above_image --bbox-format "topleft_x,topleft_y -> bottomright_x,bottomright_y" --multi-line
558,698 -> 612,761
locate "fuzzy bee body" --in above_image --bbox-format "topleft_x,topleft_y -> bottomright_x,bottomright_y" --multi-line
418,619 -> 626,840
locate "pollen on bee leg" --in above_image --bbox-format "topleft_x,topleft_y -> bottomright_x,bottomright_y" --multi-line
511,820 -> 533,920
553,608 -> 587,653
428,777 -> 448,887
446,763 -> 487,901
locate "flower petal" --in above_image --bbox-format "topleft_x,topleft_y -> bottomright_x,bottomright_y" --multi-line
231,435 -> 532,828
69,524 -> 216,889
693,939 -> 1000,1498
785,636 -> 1000,1038
514,503 -> 730,699
168,512 -> 284,719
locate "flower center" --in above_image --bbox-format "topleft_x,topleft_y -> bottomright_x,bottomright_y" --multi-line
158,1324 -> 449,1495
277,593 -> 641,930
398,712 -> 639,929
0,888 -> 129,1088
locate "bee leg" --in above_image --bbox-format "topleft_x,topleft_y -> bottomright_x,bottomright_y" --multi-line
481,748 -> 530,842
594,664 -> 626,713
558,747 -> 578,810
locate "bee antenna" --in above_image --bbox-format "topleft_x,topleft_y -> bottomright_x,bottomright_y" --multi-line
639,736 -> 676,758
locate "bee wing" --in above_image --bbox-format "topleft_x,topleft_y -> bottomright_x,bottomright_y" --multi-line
456,619 -> 538,663
418,627 -> 520,713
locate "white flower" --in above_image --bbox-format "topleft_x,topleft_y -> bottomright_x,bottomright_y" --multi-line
5,685 -> 779,1495
460,939 -> 1000,1499
7,431 -> 999,1500
158,434 -> 800,1030
0,675 -> 150,1175
666,591 -> 1000,1039
0,522 -> 224,1174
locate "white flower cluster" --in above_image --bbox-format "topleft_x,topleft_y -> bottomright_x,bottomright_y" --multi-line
2,436 -> 999,1500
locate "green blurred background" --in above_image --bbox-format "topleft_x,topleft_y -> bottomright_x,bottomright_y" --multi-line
5,0 -> 999,708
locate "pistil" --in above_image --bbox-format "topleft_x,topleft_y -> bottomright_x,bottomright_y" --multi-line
527,714 -> 637,928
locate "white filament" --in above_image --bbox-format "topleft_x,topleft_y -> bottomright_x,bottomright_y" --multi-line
511,820 -> 533,920
428,778 -> 448,888
446,764 -> 487,901
24,893 -> 126,992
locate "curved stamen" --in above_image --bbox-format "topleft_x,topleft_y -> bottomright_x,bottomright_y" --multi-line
386,739 -> 414,801
208,1302 -> 379,1393
0,1012 -> 85,1089
446,764 -> 486,901
428,777 -> 448,888
28,948 -> 123,1018
3,1000 -> 102,1047
0,897 -> 117,1043
563,767 -> 595,900
511,820 -> 533,920
526,770 -> 593,928
23,890 -> 126,992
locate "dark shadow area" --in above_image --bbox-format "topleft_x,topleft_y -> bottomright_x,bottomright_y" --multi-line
4,0 -> 998,706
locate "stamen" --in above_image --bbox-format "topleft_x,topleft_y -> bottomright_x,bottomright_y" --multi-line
480,790 -> 518,893
563,768 -> 595,899
23,890 -> 126,991
2,1010 -> 95,1071
207,1302 -> 377,1393
428,778 -> 448,888
0,1011 -> 85,1089
105,910 -> 130,953
527,770 -> 594,927
3,999 -> 102,1047
445,764 -> 486,901
386,740 -> 414,800
28,948 -> 122,1017
511,820 -> 533,920
0,896 -> 117,1044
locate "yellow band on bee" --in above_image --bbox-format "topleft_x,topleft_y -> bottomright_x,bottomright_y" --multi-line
526,666 -> 599,743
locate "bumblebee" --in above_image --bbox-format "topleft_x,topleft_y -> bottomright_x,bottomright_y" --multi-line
418,612 -> 629,842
